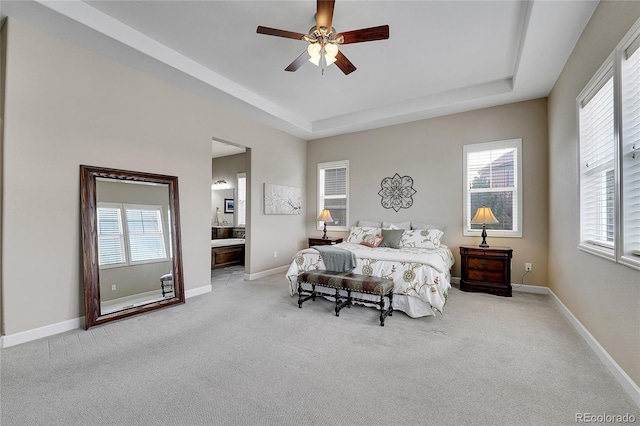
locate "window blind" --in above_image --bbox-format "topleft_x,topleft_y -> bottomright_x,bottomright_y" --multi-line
579,75 -> 615,247
237,174 -> 246,227
622,43 -> 640,257
318,161 -> 348,229
125,208 -> 167,262
97,207 -> 126,266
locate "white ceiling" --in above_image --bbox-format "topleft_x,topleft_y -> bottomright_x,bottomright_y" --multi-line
1,0 -> 598,145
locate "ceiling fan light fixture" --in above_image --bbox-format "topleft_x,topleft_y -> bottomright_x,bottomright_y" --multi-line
324,42 -> 339,58
307,42 -> 321,57
324,54 -> 337,66
308,54 -> 321,66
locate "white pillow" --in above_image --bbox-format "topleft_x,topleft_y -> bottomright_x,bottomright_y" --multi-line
346,226 -> 382,244
400,229 -> 444,249
411,222 -> 446,231
382,221 -> 411,230
358,219 -> 382,228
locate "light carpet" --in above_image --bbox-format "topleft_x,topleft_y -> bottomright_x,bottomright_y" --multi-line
1,269 -> 638,425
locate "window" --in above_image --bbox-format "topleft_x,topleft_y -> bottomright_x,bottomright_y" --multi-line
318,160 -> 349,231
125,206 -> 167,263
463,139 -> 522,237
579,70 -> 615,252
237,173 -> 246,227
97,204 -> 126,266
97,203 -> 168,268
577,18 -> 640,270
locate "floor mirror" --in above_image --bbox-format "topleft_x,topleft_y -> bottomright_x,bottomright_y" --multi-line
80,165 -> 185,329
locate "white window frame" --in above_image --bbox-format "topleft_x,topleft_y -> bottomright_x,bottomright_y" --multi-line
237,172 -> 246,227
577,16 -> 640,271
97,203 -> 127,269
97,202 -> 169,269
463,139 -> 523,238
317,160 -> 349,232
577,59 -> 616,260
123,204 -> 169,266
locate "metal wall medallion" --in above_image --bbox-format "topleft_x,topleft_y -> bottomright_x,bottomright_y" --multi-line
378,173 -> 416,212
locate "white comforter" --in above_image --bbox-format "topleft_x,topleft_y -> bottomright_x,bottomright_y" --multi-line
286,242 -> 455,317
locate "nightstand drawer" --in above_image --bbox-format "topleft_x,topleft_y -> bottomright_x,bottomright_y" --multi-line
466,269 -> 505,283
459,245 -> 513,297
466,257 -> 504,272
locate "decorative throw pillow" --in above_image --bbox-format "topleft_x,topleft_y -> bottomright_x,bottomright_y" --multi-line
346,226 -> 381,244
382,221 -> 411,230
358,219 -> 383,228
379,229 -> 404,249
400,229 -> 444,249
361,234 -> 384,248
411,222 -> 446,231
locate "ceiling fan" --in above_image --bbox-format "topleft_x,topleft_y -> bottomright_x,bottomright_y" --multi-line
256,0 -> 389,75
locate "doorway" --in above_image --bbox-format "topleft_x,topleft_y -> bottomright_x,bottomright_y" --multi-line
211,138 -> 249,286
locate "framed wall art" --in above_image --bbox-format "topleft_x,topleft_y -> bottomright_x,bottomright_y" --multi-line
264,183 -> 302,215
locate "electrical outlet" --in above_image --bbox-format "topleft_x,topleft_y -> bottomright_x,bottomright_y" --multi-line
273,251 -> 278,258
525,263 -> 532,272
111,284 -> 117,291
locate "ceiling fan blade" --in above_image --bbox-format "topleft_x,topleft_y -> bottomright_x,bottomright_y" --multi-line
337,25 -> 390,44
257,26 -> 307,41
285,50 -> 311,72
334,51 -> 356,75
316,0 -> 335,31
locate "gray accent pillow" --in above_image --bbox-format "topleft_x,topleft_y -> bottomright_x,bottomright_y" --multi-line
358,219 -> 382,228
380,229 -> 403,249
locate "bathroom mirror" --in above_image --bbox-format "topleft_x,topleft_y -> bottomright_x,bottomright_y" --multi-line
211,188 -> 234,225
80,165 -> 185,329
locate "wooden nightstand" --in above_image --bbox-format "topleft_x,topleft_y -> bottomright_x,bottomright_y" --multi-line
308,237 -> 343,248
459,246 -> 513,297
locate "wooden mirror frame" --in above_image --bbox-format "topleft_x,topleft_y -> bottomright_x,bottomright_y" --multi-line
80,165 -> 185,329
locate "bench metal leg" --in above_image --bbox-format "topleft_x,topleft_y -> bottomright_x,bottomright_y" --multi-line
298,282 -> 318,308
335,289 -> 352,316
379,291 -> 394,326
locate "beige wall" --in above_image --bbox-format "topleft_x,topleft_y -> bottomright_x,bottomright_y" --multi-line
307,99 -> 549,283
1,18 -> 306,335
548,1 -> 640,387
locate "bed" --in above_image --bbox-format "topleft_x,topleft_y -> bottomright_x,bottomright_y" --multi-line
286,224 -> 455,318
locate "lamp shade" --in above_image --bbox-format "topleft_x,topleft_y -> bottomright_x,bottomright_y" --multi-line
470,206 -> 499,224
317,209 -> 333,222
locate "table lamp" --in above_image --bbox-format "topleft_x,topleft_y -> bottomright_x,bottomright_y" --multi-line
470,206 -> 499,248
317,209 -> 333,239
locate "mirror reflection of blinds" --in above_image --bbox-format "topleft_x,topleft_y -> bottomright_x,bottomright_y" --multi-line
125,208 -> 167,262
97,207 -> 126,266
623,44 -> 640,256
579,75 -> 615,247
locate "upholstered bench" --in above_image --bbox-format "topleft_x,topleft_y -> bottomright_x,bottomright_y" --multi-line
297,270 -> 394,326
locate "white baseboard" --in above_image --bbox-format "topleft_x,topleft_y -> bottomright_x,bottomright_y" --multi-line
547,287 -> 640,408
511,283 -> 549,294
452,276 -> 639,407
1,283 -> 212,349
245,265 -> 288,281
2,317 -> 83,348
185,284 -> 212,299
